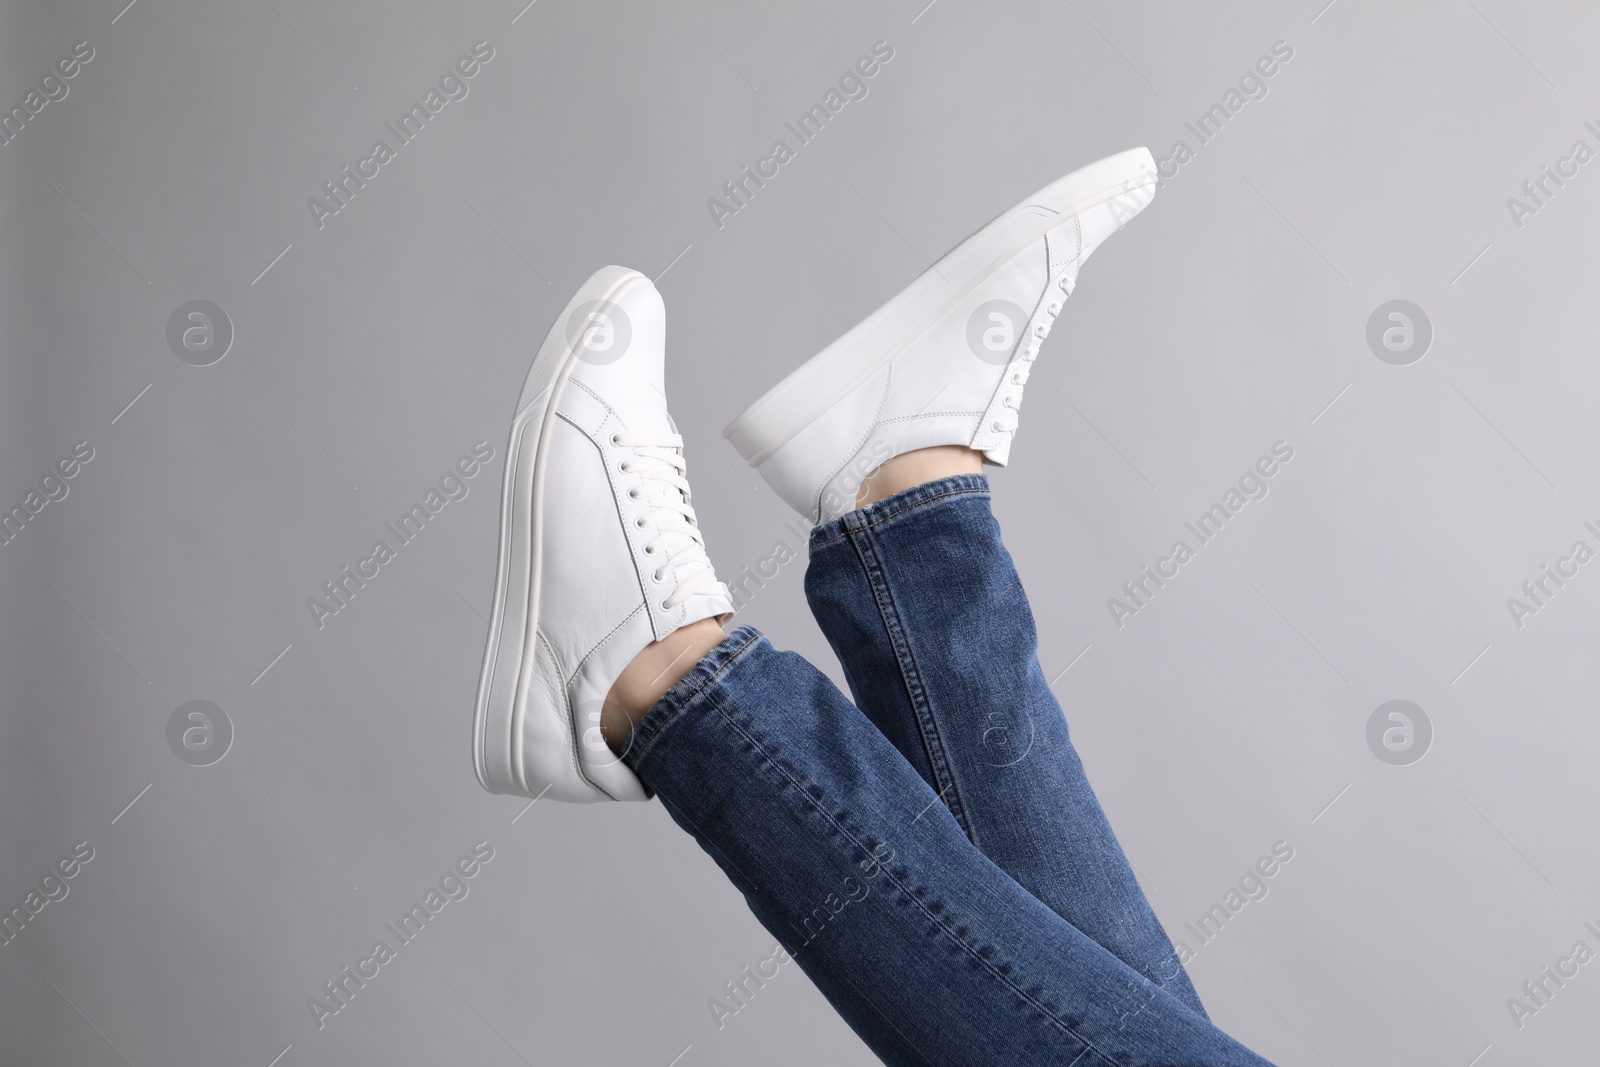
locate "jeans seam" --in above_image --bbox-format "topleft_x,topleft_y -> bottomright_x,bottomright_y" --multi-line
811,486 -> 991,550
713,700 -> 1113,1065
843,524 -> 976,843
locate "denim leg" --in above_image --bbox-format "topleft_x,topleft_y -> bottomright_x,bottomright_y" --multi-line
621,626 -> 1271,1067
803,474 -> 1207,1017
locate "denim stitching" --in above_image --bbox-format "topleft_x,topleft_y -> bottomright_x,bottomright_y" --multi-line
713,701 -> 1116,1065
624,630 -> 762,766
812,486 -> 990,550
843,518 -> 977,842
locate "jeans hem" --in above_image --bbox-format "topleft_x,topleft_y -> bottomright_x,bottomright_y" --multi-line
618,624 -> 764,776
810,472 -> 991,552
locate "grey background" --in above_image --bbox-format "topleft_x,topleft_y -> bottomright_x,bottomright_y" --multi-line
1,0 -> 1594,1063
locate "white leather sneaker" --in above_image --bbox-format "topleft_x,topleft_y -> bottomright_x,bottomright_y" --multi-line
473,266 -> 732,803
724,148 -> 1157,523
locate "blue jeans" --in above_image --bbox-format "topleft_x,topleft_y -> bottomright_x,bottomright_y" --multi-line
621,475 -> 1271,1066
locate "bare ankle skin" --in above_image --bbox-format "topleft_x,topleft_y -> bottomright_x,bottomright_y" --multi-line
600,617 -> 726,752
856,445 -> 984,510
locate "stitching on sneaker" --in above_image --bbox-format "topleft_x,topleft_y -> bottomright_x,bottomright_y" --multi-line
566,376 -> 621,429
534,626 -> 608,800
568,602 -> 646,687
558,405 -> 664,633
878,409 -> 987,425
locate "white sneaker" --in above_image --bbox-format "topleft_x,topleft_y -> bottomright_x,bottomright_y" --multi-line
473,266 -> 732,803
724,148 -> 1157,523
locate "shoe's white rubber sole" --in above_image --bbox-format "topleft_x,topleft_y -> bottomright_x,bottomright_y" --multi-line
722,147 -> 1156,466
472,266 -> 650,799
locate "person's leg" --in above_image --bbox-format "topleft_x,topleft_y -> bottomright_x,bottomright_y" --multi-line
716,150 -> 1200,1014
803,454 -> 1208,1015
609,625 -> 1270,1066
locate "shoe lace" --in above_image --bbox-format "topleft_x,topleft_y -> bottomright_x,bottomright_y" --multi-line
992,272 -> 1075,434
613,432 -> 729,611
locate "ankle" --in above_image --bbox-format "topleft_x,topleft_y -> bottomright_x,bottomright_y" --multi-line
600,617 -> 726,751
856,446 -> 983,510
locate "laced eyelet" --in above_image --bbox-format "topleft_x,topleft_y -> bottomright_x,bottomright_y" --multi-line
636,517 -> 649,529
1035,324 -> 1049,339
610,434 -> 622,446
1059,276 -> 1071,291
1048,302 -> 1061,315
628,488 -> 639,500
660,600 -> 672,611
652,568 -> 665,582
